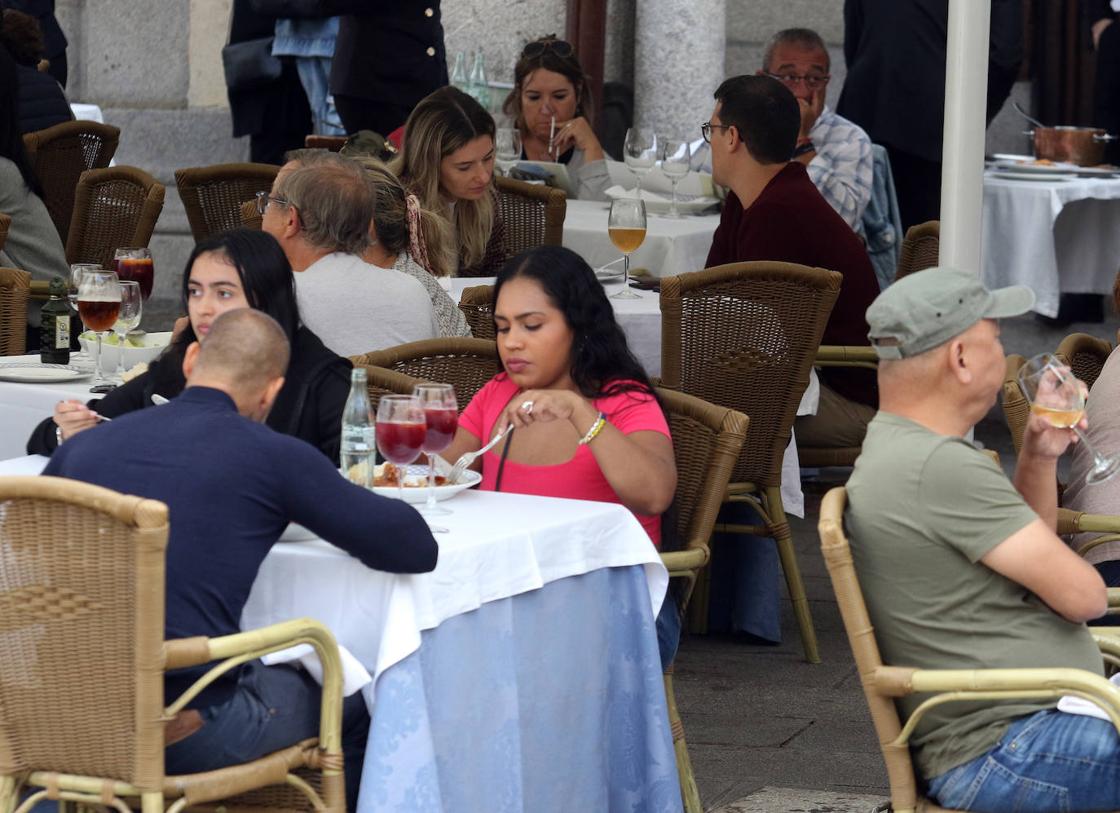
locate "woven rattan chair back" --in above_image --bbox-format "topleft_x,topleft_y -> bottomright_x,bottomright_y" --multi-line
356,365 -> 425,413
0,267 -> 31,356
0,212 -> 10,254
1056,332 -> 1112,392
0,476 -> 169,788
458,284 -> 495,340
1001,353 -> 1028,456
65,166 -> 165,269
304,135 -> 347,152
819,487 -> 959,813
895,221 -> 940,281
175,163 -> 279,242
494,175 -> 567,258
352,338 -> 499,411
240,198 -> 263,231
23,120 -> 120,242
660,262 -> 842,487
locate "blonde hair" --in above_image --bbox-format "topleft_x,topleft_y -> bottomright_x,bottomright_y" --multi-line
391,86 -> 496,272
354,157 -> 453,277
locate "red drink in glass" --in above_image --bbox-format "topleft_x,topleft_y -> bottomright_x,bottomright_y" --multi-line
377,421 -> 427,465
78,298 -> 121,332
116,257 -> 154,299
422,408 -> 458,453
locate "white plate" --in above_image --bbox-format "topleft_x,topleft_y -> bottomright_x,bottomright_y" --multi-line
990,161 -> 1078,175
372,464 -> 482,503
595,268 -> 625,284
989,171 -> 1077,182
0,362 -> 91,383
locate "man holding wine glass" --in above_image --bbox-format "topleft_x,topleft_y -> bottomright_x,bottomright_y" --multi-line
846,268 -> 1120,811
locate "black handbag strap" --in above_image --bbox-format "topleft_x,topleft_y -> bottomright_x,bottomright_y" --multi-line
493,427 -> 515,493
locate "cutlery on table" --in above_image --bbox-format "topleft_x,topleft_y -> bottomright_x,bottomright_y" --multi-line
151,394 -> 169,405
444,423 -> 512,484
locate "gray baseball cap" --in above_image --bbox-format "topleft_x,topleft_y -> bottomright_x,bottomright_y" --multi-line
866,267 -> 1035,360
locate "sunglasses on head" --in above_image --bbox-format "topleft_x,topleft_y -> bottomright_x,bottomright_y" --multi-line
522,37 -> 574,59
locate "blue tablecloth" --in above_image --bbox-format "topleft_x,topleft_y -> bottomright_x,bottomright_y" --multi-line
358,565 -> 683,813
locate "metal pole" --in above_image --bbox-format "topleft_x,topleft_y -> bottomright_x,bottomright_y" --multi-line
940,0 -> 991,273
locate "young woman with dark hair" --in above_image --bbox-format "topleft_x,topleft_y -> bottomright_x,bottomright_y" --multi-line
28,229 -> 351,460
442,245 -> 677,542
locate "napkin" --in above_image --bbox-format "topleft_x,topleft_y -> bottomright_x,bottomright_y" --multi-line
1057,672 -> 1120,720
261,643 -> 372,696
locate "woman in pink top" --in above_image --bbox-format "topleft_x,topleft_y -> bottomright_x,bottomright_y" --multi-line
446,246 -> 677,546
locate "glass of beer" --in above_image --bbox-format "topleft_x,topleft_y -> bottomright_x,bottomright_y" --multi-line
608,197 -> 646,300
69,263 -> 101,363
113,247 -> 154,301
413,382 -> 458,516
77,269 -> 122,393
1019,353 -> 1120,484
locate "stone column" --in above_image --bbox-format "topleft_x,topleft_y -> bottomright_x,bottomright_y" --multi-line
633,0 -> 725,141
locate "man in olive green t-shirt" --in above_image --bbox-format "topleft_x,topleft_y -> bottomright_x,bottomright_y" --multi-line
847,268 -> 1115,812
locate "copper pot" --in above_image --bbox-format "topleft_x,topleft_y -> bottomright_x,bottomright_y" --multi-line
1031,126 -> 1117,166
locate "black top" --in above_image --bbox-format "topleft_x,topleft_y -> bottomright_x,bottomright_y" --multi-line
837,0 -> 1022,163
0,0 -> 66,59
28,325 -> 351,461
16,63 -> 71,134
43,386 -> 438,703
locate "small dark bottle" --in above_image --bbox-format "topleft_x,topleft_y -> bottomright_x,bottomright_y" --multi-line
40,276 -> 71,364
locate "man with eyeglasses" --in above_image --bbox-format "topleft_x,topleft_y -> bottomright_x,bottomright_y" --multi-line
704,75 -> 881,452
757,28 -> 873,232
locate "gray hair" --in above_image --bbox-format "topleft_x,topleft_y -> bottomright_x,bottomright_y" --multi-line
762,28 -> 830,72
275,159 -> 374,255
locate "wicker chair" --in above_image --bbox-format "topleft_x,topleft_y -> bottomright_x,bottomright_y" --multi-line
352,337 -> 499,410
0,476 -> 348,813
23,120 -> 120,242
494,174 -> 566,257
241,198 -> 263,231
656,387 -> 749,813
895,221 -> 940,281
1000,353 -> 1029,456
458,283 -> 495,340
1056,332 -> 1113,392
0,212 -> 10,253
0,267 -> 30,356
305,135 -> 347,152
797,344 -> 880,469
65,166 -> 165,270
660,262 -> 844,663
818,486 -> 1120,813
175,163 -> 279,242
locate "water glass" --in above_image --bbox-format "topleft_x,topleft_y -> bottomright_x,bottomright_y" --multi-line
111,281 -> 143,383
624,127 -> 658,196
660,138 -> 692,218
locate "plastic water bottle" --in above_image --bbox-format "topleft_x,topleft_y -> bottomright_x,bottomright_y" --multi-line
341,368 -> 375,488
450,51 -> 468,93
469,49 -> 489,110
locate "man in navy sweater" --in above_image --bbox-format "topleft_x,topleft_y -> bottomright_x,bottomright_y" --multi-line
45,309 -> 438,810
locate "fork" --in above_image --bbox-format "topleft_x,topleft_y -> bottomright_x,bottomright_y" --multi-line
446,424 -> 512,484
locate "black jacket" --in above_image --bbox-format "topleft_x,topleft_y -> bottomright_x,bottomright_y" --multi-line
16,63 -> 71,134
28,326 -> 352,461
0,0 -> 65,59
837,0 -> 1022,163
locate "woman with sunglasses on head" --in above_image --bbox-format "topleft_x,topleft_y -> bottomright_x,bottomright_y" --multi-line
391,85 -> 504,277
28,229 -> 352,461
504,35 -> 611,201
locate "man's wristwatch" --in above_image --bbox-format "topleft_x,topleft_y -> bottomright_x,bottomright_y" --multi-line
792,141 -> 816,158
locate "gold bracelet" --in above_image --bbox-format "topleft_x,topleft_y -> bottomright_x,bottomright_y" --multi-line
579,412 -> 607,445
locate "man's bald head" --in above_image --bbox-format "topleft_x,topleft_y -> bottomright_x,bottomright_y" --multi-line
184,310 -> 289,419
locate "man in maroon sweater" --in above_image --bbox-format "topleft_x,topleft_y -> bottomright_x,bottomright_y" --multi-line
704,74 -> 880,449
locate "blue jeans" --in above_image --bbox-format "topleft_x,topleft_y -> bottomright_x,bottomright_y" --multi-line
166,662 -> 369,812
295,56 -> 345,136
928,709 -> 1120,812
656,589 -> 681,669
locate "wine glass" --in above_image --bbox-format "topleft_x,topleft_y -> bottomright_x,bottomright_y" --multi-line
376,395 -> 428,503
623,127 -> 658,196
113,247 -> 154,301
495,127 -> 522,176
413,383 -> 459,516
110,281 -> 143,384
607,198 -> 646,301
77,269 -> 121,393
1019,353 -> 1120,485
69,263 -> 101,363
659,138 -> 692,218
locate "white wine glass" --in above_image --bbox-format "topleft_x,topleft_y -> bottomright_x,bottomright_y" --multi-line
1019,353 -> 1120,485
607,198 -> 646,301
659,138 -> 691,218
495,127 -> 522,176
623,127 -> 658,197
77,269 -> 121,393
110,281 -> 143,384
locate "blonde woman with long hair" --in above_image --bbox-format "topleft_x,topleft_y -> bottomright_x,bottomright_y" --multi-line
391,86 -> 505,277
355,157 -> 470,337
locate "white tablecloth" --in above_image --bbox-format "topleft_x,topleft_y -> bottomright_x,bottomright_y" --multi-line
562,198 -> 720,279
983,172 -> 1120,317
0,362 -> 94,459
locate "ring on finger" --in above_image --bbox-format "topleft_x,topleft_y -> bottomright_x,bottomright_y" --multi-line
520,400 -> 534,415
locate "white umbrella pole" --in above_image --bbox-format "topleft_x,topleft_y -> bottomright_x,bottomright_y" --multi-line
940,0 -> 991,273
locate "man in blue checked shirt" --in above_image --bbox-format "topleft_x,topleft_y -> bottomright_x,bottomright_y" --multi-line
758,28 -> 873,233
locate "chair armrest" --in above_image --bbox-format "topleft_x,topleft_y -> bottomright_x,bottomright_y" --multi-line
163,618 -> 345,756
1059,508 -> 1120,536
660,548 -> 709,576
29,279 -> 49,301
814,345 -> 880,370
